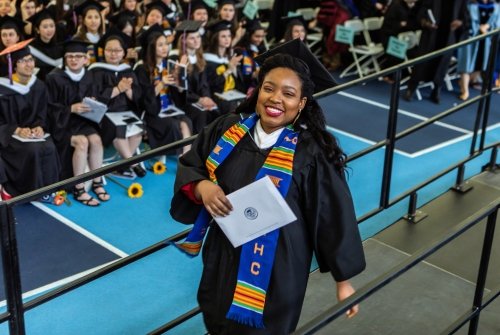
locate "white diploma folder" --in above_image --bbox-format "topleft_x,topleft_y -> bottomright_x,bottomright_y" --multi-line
214,176 -> 297,248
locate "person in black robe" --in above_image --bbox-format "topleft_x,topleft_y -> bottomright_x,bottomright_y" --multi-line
89,28 -> 146,177
0,43 -> 60,197
46,39 -> 110,206
171,20 -> 219,134
203,19 -> 244,115
170,40 -> 365,334
0,15 -> 26,76
27,9 -> 64,81
134,24 -> 192,155
403,0 -> 469,103
235,19 -> 267,95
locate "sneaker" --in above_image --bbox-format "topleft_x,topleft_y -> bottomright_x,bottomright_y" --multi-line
132,165 -> 147,178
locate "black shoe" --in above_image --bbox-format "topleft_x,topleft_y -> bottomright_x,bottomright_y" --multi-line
112,168 -> 135,179
132,165 -> 147,177
430,87 -> 440,104
403,89 -> 414,102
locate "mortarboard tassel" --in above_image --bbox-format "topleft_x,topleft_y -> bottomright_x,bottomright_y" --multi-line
7,54 -> 12,85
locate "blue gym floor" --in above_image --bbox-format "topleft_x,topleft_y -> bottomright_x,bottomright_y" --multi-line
0,76 -> 498,334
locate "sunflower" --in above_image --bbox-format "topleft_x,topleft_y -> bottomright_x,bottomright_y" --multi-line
153,161 -> 167,175
128,183 -> 144,198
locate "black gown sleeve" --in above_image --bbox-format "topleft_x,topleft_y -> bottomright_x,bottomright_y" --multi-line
302,151 -> 366,281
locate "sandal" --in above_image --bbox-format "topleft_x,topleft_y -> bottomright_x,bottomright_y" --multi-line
92,179 -> 110,202
73,186 -> 100,207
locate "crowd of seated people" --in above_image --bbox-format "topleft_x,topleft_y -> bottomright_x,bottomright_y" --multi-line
0,0 -> 499,204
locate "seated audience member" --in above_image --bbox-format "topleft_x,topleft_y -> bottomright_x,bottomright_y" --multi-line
203,19 -> 243,114
0,16 -> 26,76
46,39 -> 110,206
73,0 -> 106,64
0,41 -> 60,197
135,24 -> 192,155
28,9 -> 64,81
235,18 -> 267,95
213,0 -> 244,47
89,29 -> 146,178
171,20 -> 218,134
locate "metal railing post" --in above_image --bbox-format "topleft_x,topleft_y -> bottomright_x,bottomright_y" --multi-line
479,35 -> 499,151
403,192 -> 428,224
0,203 -> 25,335
380,69 -> 401,208
468,208 -> 497,335
451,164 -> 473,193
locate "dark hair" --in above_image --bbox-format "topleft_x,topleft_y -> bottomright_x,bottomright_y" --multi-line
283,21 -> 306,42
206,29 -> 231,57
143,32 -> 165,80
235,54 -> 346,171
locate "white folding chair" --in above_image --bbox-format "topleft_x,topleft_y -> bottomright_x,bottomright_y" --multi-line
340,18 -> 385,78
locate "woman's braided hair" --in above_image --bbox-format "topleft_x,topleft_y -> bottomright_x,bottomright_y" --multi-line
235,53 -> 346,171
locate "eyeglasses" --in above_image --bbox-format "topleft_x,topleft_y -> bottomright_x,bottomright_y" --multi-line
17,57 -> 35,64
104,48 -> 124,54
65,54 -> 86,60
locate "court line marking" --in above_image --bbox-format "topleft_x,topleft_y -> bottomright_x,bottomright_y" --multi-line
0,260 -> 120,308
337,91 -> 471,134
330,123 -> 499,159
31,201 -> 129,258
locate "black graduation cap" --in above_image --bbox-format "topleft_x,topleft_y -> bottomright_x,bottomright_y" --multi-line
27,8 -> 56,28
254,39 -> 336,93
205,19 -> 231,33
108,9 -> 137,27
138,23 -> 164,51
191,0 -> 209,12
175,20 -> 202,33
276,14 -> 306,41
145,0 -> 172,17
244,19 -> 263,33
74,0 -> 105,16
99,27 -> 132,50
63,38 -> 91,53
217,0 -> 235,7
0,15 -> 27,33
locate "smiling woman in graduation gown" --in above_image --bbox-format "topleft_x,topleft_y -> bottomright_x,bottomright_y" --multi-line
0,46 -> 60,196
170,40 -> 365,334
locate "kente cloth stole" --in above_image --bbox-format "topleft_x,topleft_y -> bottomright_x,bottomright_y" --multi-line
216,64 -> 236,92
174,112 -> 298,328
153,60 -> 172,112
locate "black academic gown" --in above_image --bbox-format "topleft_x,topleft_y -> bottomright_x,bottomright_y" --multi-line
170,113 -> 366,335
46,67 -> 99,181
169,50 -> 221,134
88,62 -> 142,146
134,62 -> 185,152
0,77 -> 60,196
29,37 -> 64,82
408,0 -> 469,88
203,53 -> 245,115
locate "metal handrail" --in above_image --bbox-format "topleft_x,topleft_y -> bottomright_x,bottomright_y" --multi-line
292,201 -> 499,335
0,26 -> 499,335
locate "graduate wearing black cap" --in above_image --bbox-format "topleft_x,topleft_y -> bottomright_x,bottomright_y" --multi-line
170,19 -> 219,134
169,38 -> 364,335
108,10 -> 138,65
0,15 -> 26,50
73,0 -> 106,64
280,14 -> 307,43
203,19 -> 244,114
0,40 -> 61,197
88,28 -> 146,178
235,18 -> 267,94
45,38 -> 108,197
215,0 -> 244,47
28,8 -> 64,81
134,23 -> 193,154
